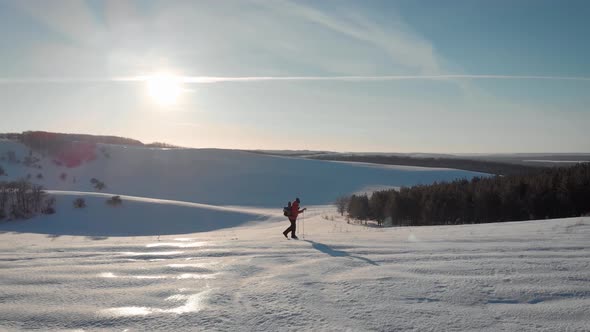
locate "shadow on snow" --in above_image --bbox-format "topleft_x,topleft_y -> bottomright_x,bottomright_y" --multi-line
0,195 -> 267,237
305,240 -> 379,266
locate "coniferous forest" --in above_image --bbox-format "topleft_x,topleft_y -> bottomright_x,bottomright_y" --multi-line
346,163 -> 590,226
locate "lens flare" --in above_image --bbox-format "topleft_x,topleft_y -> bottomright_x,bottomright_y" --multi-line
146,73 -> 182,106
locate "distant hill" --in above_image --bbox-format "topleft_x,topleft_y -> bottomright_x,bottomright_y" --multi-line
0,132 -> 180,165
2,131 -> 144,147
0,131 -> 182,149
309,154 -> 539,176
245,149 -> 332,157
466,153 -> 590,167
249,150 -> 590,176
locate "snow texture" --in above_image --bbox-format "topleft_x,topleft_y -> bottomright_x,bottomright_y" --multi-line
1,213 -> 588,331
1,140 -> 589,331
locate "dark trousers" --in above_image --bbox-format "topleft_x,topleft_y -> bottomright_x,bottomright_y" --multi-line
284,219 -> 296,237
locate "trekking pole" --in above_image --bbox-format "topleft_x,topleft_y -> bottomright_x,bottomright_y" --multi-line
302,210 -> 305,239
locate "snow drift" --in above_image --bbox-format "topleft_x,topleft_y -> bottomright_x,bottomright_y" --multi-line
0,192 -> 270,236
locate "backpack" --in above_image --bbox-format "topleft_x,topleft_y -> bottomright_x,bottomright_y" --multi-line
283,202 -> 292,217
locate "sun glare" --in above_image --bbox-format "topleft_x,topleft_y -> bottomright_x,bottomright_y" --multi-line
146,73 -> 183,106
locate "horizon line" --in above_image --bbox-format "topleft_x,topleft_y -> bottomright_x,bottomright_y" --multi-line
1,74 -> 590,84
2,131 -> 589,155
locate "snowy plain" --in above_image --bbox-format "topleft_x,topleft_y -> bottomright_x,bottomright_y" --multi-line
2,212 -> 589,331
1,141 -> 589,331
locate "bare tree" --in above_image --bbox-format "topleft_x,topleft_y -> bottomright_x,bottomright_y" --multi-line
0,180 -> 51,219
335,196 -> 350,216
43,197 -> 56,214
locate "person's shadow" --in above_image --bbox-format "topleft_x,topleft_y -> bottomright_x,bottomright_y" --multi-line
304,240 -> 378,266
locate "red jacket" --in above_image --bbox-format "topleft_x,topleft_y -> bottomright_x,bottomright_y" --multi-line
290,202 -> 303,220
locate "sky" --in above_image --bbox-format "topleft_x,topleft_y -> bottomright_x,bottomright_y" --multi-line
0,0 -> 589,153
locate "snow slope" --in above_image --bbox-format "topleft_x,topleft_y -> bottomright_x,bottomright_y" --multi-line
0,140 -> 485,207
2,140 -> 588,330
0,191 -> 271,236
1,139 -> 485,237
1,212 -> 588,331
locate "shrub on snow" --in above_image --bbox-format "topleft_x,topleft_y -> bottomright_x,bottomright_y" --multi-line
73,198 -> 86,209
90,178 -> 106,191
106,195 -> 122,206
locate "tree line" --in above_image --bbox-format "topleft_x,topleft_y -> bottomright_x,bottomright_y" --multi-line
345,163 -> 590,226
0,131 -> 178,152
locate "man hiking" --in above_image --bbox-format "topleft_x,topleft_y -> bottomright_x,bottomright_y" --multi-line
283,197 -> 306,239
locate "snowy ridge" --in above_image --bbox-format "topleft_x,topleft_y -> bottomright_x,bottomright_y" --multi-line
46,190 -> 269,214
0,191 -> 273,236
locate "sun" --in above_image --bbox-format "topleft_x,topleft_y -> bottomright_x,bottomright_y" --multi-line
145,73 -> 183,106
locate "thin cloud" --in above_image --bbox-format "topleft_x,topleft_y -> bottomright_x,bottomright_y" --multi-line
264,0 -> 441,74
1,75 -> 590,84
178,75 -> 590,83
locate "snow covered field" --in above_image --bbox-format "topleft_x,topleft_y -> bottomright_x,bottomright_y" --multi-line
1,141 -> 589,331
1,212 -> 589,331
0,140 -> 484,207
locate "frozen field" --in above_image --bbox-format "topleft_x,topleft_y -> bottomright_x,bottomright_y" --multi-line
1,209 -> 589,331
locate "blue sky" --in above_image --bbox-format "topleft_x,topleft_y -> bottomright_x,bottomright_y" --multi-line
0,0 -> 589,152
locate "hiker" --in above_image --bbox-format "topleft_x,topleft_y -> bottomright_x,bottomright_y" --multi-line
283,197 -> 306,239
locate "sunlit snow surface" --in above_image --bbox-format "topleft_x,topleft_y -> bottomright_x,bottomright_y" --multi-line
1,141 -> 589,330
1,212 -> 589,331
